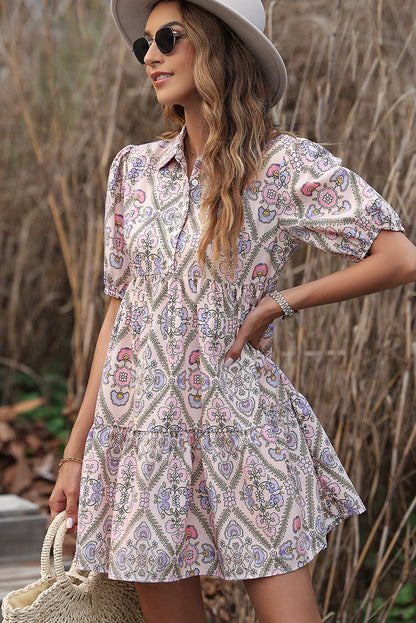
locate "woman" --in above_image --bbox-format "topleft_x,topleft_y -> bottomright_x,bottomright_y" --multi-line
49,1 -> 416,621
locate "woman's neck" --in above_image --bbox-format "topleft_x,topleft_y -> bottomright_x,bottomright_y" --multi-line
184,106 -> 206,161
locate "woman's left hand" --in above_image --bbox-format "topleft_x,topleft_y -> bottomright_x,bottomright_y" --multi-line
225,231 -> 416,368
224,295 -> 282,366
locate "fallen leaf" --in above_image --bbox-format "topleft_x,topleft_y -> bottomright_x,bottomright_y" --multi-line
0,421 -> 16,444
32,454 -> 56,481
1,463 -> 18,490
26,434 -> 43,452
8,440 -> 25,461
10,457 -> 33,494
0,397 -> 45,422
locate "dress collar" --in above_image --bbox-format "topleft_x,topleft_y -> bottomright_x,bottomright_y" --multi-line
156,125 -> 187,171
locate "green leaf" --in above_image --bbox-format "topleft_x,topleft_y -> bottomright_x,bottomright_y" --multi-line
388,605 -> 402,618
403,605 -> 416,620
395,585 -> 416,606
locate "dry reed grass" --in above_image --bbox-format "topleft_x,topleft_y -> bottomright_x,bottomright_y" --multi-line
0,0 -> 415,620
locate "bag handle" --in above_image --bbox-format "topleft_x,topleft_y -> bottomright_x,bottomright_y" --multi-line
53,520 -> 79,587
40,511 -> 67,579
40,511 -> 85,596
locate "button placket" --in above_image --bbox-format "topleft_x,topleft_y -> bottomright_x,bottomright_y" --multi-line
169,170 -> 201,269
170,180 -> 189,260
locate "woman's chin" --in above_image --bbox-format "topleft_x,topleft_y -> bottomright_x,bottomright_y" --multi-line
153,87 -> 200,110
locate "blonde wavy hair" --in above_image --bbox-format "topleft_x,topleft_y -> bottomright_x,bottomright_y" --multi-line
148,0 -> 283,274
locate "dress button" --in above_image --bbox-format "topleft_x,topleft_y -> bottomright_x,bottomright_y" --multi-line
191,178 -> 198,187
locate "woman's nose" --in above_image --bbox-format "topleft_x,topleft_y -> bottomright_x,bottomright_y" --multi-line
144,40 -> 162,65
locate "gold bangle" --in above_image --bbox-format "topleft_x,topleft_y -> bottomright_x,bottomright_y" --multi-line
58,457 -> 83,470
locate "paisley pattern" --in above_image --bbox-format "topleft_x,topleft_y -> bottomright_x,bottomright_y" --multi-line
75,127 -> 403,582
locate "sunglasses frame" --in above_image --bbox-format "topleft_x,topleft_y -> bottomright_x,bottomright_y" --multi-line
133,26 -> 186,64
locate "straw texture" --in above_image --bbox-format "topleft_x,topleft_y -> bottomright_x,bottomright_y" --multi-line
1,511 -> 145,623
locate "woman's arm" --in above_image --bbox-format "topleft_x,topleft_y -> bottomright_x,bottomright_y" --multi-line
225,230 -> 416,363
282,231 -> 416,311
49,296 -> 121,528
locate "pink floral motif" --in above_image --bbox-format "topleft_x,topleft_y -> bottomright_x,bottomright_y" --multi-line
84,459 -> 99,473
252,263 -> 268,280
267,164 -> 280,179
244,455 -> 267,480
135,189 -> 146,203
301,182 -> 320,196
167,458 -> 188,483
256,511 -> 280,537
276,190 -> 294,215
158,179 -> 180,201
293,516 -> 301,533
318,187 -> 338,208
325,226 -> 338,240
204,341 -> 222,365
114,232 -> 124,251
114,366 -> 131,387
158,397 -> 181,422
296,532 -> 310,556
185,525 -> 197,540
189,350 -> 200,366
166,338 -> 184,364
359,178 -> 375,198
219,258 -> 243,283
263,184 -> 278,204
137,226 -> 158,249
119,455 -> 137,478
207,398 -> 231,423
166,519 -> 185,544
318,474 -> 341,496
114,214 -> 124,228
117,348 -> 132,362
189,371 -> 203,389
105,484 -> 117,505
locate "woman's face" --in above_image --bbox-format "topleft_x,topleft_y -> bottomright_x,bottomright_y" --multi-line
144,1 -> 199,111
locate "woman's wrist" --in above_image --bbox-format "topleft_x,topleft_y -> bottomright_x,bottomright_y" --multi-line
269,290 -> 298,319
58,456 -> 83,471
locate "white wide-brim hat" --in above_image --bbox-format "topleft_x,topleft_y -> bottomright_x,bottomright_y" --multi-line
111,0 -> 287,105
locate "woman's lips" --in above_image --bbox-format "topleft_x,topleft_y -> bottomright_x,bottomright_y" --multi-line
152,73 -> 174,87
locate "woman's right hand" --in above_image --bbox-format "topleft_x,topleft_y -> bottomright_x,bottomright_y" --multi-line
49,462 -> 82,533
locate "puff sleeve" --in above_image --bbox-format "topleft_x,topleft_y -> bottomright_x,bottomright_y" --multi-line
275,136 -> 404,262
103,145 -> 134,298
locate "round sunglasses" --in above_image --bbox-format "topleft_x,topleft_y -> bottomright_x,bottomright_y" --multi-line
133,26 -> 186,64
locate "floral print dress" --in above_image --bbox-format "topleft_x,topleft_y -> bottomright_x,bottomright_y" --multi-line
75,127 -> 403,582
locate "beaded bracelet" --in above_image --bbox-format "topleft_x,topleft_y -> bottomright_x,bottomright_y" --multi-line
269,290 -> 298,320
58,457 -> 83,470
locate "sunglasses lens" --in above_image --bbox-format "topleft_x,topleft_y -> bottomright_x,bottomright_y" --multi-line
132,27 -> 180,64
133,37 -> 149,64
155,27 -> 176,54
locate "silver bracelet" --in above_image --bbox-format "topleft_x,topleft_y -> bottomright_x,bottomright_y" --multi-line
269,290 -> 297,319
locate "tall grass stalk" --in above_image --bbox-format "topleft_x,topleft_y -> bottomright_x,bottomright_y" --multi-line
0,0 -> 415,619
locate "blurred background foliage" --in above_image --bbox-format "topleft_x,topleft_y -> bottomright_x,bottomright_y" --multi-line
0,0 -> 415,620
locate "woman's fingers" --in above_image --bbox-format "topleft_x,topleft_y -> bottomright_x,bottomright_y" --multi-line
64,485 -> 80,531
225,319 -> 269,363
225,327 -> 251,364
224,296 -> 281,364
49,487 -> 67,520
49,464 -> 81,532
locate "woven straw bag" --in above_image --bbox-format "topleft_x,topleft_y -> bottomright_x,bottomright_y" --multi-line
1,511 -> 145,623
